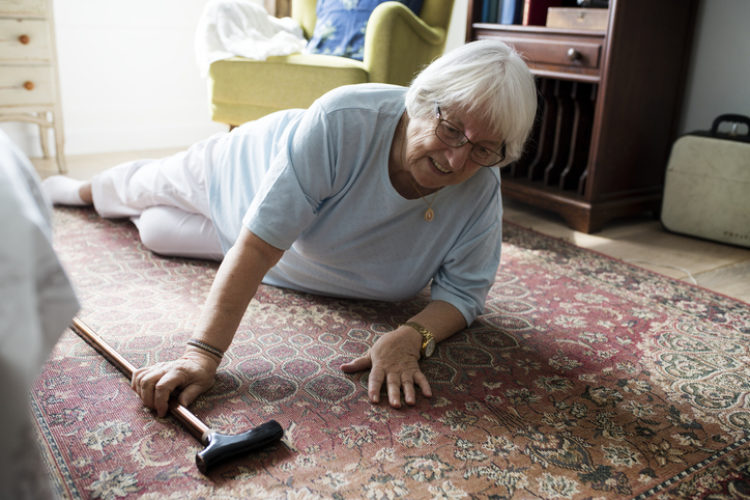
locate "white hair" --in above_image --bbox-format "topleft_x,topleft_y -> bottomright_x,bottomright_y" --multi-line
405,40 -> 538,166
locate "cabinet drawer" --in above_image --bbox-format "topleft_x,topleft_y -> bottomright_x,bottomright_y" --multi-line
0,64 -> 54,105
502,36 -> 602,70
0,18 -> 50,62
0,0 -> 46,17
473,27 -> 604,80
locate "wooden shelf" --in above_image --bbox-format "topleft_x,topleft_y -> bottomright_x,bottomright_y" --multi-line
467,0 -> 697,232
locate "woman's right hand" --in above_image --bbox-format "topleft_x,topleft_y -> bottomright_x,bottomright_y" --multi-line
131,350 -> 220,418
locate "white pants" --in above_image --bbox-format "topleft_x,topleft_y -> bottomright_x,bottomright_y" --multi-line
91,134 -> 226,261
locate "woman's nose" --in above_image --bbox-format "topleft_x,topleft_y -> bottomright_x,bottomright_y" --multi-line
445,143 -> 472,170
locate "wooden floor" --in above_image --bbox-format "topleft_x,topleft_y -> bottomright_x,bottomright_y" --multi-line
38,151 -> 750,304
503,199 -> 750,304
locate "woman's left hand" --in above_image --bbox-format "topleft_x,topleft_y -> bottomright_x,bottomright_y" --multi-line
340,327 -> 432,408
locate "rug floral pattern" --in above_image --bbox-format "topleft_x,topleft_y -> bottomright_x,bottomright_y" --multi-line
32,207 -> 750,499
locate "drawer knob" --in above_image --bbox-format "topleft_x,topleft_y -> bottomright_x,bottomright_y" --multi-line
567,48 -> 582,61
23,81 -> 35,91
19,34 -> 30,44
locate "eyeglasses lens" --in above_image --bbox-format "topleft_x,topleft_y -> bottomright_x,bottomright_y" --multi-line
435,121 -> 504,167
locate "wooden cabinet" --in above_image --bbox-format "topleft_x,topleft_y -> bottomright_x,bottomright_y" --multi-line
0,0 -> 66,173
466,0 -> 697,232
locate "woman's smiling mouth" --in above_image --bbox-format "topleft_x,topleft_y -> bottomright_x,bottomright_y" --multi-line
431,158 -> 451,174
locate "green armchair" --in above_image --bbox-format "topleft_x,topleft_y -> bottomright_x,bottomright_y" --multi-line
208,0 -> 454,127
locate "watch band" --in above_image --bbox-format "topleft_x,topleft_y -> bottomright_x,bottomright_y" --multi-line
403,321 -> 435,358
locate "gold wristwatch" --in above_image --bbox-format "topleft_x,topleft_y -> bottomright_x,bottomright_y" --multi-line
404,321 -> 436,359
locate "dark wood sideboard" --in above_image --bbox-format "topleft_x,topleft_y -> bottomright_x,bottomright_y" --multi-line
466,0 -> 697,232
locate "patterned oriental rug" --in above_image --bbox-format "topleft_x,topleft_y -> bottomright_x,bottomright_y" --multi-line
32,207 -> 749,499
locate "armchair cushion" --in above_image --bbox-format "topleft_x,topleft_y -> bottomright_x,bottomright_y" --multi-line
210,53 -> 368,125
306,0 -> 424,60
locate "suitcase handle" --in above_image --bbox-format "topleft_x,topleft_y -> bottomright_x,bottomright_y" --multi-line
710,114 -> 750,138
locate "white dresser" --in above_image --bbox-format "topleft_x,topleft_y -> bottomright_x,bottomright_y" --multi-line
0,0 -> 65,172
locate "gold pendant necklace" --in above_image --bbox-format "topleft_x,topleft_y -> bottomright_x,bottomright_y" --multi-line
409,177 -> 436,221
399,116 -> 437,222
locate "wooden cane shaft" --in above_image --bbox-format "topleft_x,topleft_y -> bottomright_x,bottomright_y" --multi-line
71,318 -> 135,376
70,317 -> 210,443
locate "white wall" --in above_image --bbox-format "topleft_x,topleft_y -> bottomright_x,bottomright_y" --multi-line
55,0 -> 227,154
679,0 -> 750,133
2,0 -> 747,158
1,0 -> 225,156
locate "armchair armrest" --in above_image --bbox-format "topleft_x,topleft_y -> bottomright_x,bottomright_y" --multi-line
363,1 -> 447,86
291,0 -> 317,39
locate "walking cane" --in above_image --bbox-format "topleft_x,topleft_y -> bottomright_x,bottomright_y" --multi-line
70,318 -> 284,473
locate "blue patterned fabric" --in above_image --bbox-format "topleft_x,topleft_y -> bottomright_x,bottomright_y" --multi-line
305,0 -> 424,60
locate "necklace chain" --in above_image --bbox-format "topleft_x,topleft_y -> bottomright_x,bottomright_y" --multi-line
400,116 -> 437,222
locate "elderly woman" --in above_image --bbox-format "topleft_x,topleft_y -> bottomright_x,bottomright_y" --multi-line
44,39 -> 537,415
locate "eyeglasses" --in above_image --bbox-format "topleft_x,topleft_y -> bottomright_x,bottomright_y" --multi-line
434,105 -> 506,167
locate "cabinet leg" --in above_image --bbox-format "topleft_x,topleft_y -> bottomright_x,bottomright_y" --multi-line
561,198 -> 662,233
559,210 -> 604,234
55,143 -> 67,174
38,115 -> 51,159
54,120 -> 66,174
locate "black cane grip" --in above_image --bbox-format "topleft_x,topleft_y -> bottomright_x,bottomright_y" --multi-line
195,419 -> 284,473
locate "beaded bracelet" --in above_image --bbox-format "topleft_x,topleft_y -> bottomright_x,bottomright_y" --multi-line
187,339 -> 224,360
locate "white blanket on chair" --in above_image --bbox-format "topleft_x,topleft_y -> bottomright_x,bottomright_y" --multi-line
196,0 -> 307,77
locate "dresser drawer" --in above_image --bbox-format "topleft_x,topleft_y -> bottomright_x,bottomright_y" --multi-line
0,64 -> 54,105
0,0 -> 46,17
474,27 -> 604,80
0,18 -> 50,62
501,36 -> 602,70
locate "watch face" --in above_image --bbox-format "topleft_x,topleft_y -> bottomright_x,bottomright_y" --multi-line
423,340 -> 436,358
